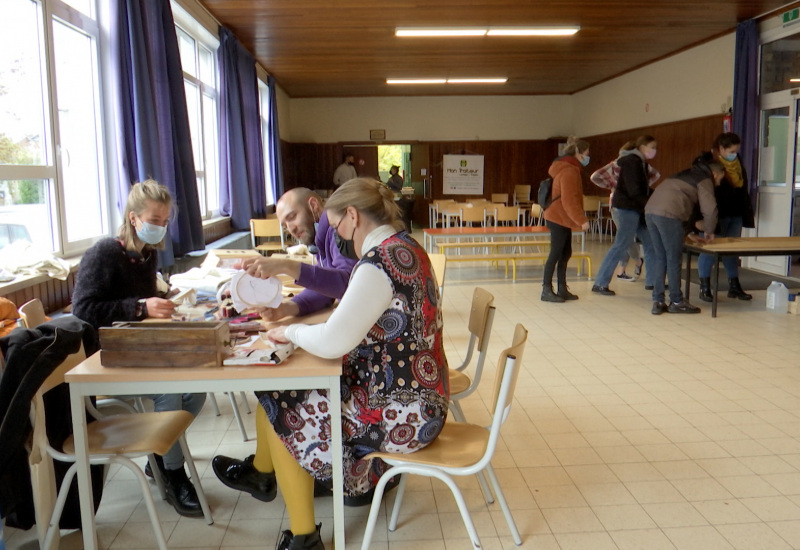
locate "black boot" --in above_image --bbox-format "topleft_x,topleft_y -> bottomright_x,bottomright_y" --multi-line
144,453 -> 166,479
699,277 -> 713,302
163,466 -> 203,517
277,523 -> 324,550
541,285 -> 565,303
557,283 -> 579,300
727,277 -> 752,300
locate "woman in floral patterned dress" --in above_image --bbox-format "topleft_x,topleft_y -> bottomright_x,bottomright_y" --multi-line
261,178 -> 449,550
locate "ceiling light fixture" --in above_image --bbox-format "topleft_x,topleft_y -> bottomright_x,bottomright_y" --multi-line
395,28 -> 487,37
395,26 -> 580,37
386,78 -> 507,85
791,78 -> 800,82
447,78 -> 508,84
386,78 -> 448,84
487,26 -> 580,36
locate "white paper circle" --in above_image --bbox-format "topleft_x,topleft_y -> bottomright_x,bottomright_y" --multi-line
229,271 -> 283,311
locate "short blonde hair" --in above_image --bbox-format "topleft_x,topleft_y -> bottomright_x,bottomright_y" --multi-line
324,178 -> 404,231
119,179 -> 172,251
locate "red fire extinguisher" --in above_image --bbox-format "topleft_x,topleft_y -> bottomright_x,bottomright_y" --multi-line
723,110 -> 732,133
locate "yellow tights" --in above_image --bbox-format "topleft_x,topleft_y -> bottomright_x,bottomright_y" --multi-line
254,405 -> 316,535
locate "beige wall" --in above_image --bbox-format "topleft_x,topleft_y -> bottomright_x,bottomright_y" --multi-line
282,95 -> 574,143
275,33 -> 737,144
573,34 -> 735,137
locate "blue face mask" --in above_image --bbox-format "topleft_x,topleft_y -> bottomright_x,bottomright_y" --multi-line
136,221 -> 167,245
722,153 -> 737,162
580,155 -> 590,167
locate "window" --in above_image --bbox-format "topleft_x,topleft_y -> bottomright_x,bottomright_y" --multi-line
175,23 -> 219,219
259,80 -> 275,206
0,0 -> 108,254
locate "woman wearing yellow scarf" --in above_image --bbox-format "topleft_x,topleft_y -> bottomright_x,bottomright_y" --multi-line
696,133 -> 755,302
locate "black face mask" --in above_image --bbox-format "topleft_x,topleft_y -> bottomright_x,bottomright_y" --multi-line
334,231 -> 358,260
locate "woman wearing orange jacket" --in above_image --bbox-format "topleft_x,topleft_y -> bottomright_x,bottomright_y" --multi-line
542,136 -> 591,302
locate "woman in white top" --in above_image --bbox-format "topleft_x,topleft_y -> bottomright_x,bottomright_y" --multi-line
260,178 -> 448,550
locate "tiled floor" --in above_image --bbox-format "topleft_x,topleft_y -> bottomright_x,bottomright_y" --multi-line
6,233 -> 800,550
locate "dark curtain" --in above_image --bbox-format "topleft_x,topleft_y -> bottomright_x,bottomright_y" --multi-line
111,0 -> 205,266
267,75 -> 285,199
732,19 -> 759,210
218,26 -> 266,229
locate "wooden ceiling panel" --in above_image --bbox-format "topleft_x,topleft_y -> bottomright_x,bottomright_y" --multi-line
199,0 -> 795,97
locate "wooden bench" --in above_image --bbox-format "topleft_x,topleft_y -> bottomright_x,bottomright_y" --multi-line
437,240 -> 550,254
443,252 -> 592,280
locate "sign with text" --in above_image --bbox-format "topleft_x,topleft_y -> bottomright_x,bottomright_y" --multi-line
442,154 -> 484,195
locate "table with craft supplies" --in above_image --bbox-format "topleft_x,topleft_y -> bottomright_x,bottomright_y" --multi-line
66,309 -> 348,549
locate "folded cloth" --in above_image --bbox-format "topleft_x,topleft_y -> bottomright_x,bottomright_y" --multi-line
0,241 -> 71,280
168,267 -> 235,293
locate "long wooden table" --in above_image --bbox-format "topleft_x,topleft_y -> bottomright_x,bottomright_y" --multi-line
66,310 -> 347,549
423,226 -> 585,254
683,236 -> 800,317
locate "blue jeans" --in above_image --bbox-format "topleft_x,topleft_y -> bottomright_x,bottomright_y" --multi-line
145,393 -> 206,469
698,216 -> 744,278
646,214 -> 685,305
595,208 -> 655,287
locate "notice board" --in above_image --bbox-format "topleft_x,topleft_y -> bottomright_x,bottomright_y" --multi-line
443,154 -> 484,195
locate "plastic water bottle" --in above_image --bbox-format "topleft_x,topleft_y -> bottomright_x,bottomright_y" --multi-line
766,281 -> 789,313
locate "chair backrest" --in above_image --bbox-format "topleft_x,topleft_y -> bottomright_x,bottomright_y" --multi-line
250,218 -> 285,248
491,193 -> 508,205
490,323 -> 528,424
469,287 -> 495,352
428,253 -> 446,295
529,204 -> 543,221
513,185 -> 531,203
583,195 -> 601,212
494,205 -> 521,225
460,206 -> 486,225
18,299 -> 47,329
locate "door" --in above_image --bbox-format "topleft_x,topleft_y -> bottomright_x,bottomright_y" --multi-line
749,95 -> 796,275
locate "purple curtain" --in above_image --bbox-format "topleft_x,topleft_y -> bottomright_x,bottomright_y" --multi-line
218,27 -> 266,229
732,19 -> 759,209
111,0 -> 205,266
267,76 -> 285,199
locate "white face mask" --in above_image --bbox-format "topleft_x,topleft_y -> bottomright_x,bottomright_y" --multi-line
136,221 -> 167,245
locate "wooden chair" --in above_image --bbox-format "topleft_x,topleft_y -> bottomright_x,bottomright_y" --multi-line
250,218 -> 286,254
513,184 -> 534,209
428,253 -> 447,299
429,199 -> 456,228
361,324 -> 528,550
29,343 -> 213,550
491,193 -> 508,205
494,205 -> 522,226
18,298 -> 47,329
529,203 -> 544,226
583,196 -> 602,236
459,205 -> 488,227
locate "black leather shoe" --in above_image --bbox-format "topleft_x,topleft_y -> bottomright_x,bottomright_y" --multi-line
668,300 -> 701,314
557,285 -> 579,300
164,467 -> 203,517
651,302 -> 668,315
212,454 -> 277,502
541,285 -> 565,303
277,523 -> 324,550
591,285 -> 615,296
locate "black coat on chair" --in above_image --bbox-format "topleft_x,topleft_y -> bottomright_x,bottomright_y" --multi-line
0,316 -> 102,530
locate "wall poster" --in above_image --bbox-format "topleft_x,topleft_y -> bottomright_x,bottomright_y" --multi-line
442,154 -> 484,195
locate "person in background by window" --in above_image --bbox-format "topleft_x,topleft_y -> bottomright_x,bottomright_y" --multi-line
71,180 -> 206,518
696,133 -> 755,303
541,136 -> 591,302
332,152 -> 357,188
386,165 -> 403,192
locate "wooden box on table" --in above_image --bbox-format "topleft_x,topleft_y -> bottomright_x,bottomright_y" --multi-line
99,321 -> 230,368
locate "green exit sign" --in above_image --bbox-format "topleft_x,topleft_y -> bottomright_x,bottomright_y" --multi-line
783,8 -> 800,24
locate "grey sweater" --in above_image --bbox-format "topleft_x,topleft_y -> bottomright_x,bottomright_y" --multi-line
645,166 -> 717,234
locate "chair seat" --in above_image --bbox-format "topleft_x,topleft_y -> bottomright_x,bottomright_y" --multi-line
449,369 -> 471,395
63,410 -> 194,456
255,243 -> 284,251
369,422 -> 489,469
